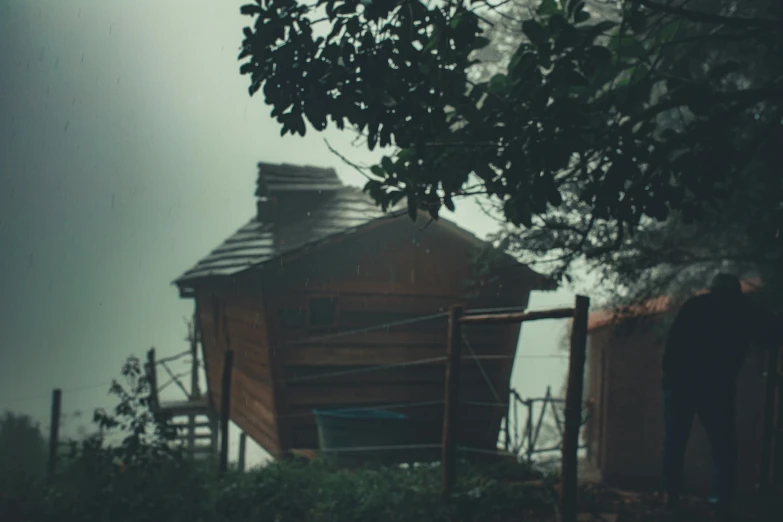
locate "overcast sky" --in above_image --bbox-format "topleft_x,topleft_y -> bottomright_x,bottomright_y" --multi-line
0,0 -> 586,465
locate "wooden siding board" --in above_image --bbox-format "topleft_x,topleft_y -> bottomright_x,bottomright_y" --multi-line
282,363 -> 504,386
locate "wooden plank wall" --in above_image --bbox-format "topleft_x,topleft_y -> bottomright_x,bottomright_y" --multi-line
196,289 -> 281,456
265,219 -> 532,452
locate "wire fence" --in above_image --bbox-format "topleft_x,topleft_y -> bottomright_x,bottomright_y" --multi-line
277,399 -> 446,420
18,302 -> 582,476
281,356 -> 448,384
286,304 -> 569,347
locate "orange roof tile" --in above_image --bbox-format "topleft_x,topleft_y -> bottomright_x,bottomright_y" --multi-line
587,279 -> 760,332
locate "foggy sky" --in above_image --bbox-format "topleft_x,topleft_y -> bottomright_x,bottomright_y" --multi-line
0,0 -> 580,464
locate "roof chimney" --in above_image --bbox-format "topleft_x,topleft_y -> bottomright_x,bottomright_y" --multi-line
256,196 -> 277,223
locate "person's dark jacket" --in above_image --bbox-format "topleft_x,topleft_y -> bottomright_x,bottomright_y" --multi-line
662,292 -> 782,391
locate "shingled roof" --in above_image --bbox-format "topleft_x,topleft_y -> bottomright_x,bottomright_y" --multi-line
175,162 -> 553,292
255,162 -> 343,195
175,183 -> 387,286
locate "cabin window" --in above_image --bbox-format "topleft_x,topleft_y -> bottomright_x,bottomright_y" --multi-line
308,296 -> 338,329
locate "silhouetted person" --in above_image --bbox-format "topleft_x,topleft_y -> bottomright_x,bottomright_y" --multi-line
661,273 -> 781,519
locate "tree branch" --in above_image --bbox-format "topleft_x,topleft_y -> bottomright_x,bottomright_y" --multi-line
631,0 -> 783,30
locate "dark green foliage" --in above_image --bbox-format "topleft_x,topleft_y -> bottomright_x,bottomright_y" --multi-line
236,0 -> 782,297
0,411 -> 47,490
0,355 -> 557,522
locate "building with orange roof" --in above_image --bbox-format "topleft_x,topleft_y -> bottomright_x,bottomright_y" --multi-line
582,280 -> 780,494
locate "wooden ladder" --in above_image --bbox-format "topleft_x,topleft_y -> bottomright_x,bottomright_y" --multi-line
144,317 -> 219,462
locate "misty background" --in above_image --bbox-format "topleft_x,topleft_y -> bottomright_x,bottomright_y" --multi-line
0,0 -> 587,465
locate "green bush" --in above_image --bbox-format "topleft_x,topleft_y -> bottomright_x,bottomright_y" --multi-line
0,356 -> 558,522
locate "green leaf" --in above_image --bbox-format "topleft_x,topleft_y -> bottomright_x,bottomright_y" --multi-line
450,11 -> 464,30
508,50 -> 537,81
364,179 -> 383,195
583,20 -> 617,40
487,74 -> 510,96
370,165 -> 385,177
567,69 -> 589,86
381,156 -> 394,172
522,20 -> 549,47
549,13 -> 569,33
586,45 -> 612,68
423,31 -> 440,53
574,9 -> 590,23
239,4 -> 262,16
658,20 -> 680,44
609,34 -> 648,61
471,36 -> 491,50
397,148 -> 415,162
627,8 -> 647,33
707,61 -> 742,80
537,0 -> 560,17
565,0 -> 585,20
444,194 -> 455,212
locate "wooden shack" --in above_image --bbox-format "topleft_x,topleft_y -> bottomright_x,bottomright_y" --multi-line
174,162 -> 554,459
583,288 -> 783,494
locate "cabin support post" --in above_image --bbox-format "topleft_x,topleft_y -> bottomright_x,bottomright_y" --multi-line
559,295 -> 590,522
47,388 -> 62,480
188,318 -> 200,454
442,305 -> 463,500
219,349 -> 234,473
238,432 -> 247,472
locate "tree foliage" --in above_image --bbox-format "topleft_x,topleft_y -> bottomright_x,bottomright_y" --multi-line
238,0 -> 782,300
488,0 -> 783,305
0,411 -> 47,488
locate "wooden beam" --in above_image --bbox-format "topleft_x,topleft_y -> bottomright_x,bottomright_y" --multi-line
47,388 -> 62,480
219,349 -> 234,473
262,290 -> 289,458
188,310 -> 201,454
238,432 -> 247,472
171,421 -> 212,430
176,432 -> 213,441
158,399 -> 209,417
559,295 -> 590,522
460,307 -> 575,325
442,305 -> 463,499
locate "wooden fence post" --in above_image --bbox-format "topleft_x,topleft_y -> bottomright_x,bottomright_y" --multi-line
504,413 -> 511,452
47,388 -> 62,479
238,432 -> 247,472
219,349 -> 234,473
146,348 -> 159,410
559,295 -> 590,522
442,305 -> 463,499
524,400 -> 533,462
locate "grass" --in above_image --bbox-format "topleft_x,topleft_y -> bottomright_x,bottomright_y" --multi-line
2,454 -> 561,522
